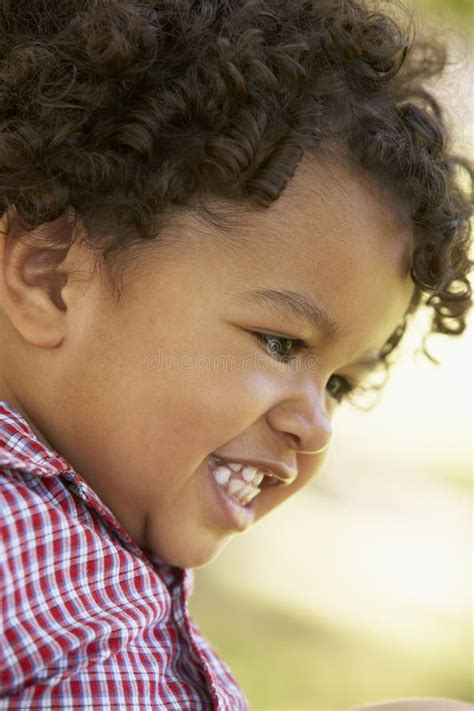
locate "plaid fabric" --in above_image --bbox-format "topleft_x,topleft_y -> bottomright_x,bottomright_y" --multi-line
0,401 -> 249,710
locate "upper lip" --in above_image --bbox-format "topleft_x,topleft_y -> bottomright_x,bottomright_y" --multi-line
210,455 -> 298,486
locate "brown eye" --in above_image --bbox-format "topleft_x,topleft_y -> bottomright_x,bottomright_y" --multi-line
326,374 -> 354,403
254,333 -> 307,363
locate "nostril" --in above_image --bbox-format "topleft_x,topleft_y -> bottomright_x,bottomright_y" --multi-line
283,432 -> 301,451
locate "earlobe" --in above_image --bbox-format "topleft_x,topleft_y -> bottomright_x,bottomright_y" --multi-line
0,210 -> 74,348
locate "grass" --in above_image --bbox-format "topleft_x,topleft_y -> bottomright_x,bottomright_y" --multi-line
408,0 -> 473,18
426,0 -> 473,17
189,573 -> 472,711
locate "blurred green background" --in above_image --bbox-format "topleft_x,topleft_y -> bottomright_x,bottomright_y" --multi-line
189,1 -> 473,709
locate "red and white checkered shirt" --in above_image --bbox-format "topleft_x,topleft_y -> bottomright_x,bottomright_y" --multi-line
0,401 -> 250,709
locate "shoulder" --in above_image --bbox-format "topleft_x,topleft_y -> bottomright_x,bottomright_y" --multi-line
0,462 -> 135,695
0,462 -> 85,627
1,462 -> 69,548
0,400 -> 78,554
0,463 -> 84,692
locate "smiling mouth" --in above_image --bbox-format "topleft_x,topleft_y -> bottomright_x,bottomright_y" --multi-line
207,455 -> 281,507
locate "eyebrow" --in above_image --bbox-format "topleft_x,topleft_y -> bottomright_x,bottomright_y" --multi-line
235,288 -> 341,341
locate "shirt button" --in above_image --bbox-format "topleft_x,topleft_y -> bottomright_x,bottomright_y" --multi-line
76,483 -> 88,500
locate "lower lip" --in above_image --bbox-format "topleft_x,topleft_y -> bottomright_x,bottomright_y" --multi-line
206,459 -> 257,531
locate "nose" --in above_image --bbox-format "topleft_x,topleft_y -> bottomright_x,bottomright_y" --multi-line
268,385 -> 333,455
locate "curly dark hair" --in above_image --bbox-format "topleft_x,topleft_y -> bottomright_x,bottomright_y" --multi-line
0,0 -> 472,406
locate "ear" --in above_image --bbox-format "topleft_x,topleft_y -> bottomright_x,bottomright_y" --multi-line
0,208 -> 84,348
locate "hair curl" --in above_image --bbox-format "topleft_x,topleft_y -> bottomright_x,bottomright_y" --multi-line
0,0 -> 472,406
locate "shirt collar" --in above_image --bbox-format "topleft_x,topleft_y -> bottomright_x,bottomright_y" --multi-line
0,400 -> 73,477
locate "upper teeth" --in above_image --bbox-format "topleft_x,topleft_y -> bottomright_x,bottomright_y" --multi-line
209,457 -> 267,487
242,466 -> 262,483
214,466 -> 232,485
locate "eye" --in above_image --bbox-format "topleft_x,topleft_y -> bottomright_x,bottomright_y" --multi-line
254,332 -> 357,403
254,332 -> 307,363
326,374 -> 355,403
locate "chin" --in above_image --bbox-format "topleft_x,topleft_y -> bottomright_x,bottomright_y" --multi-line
149,536 -> 233,570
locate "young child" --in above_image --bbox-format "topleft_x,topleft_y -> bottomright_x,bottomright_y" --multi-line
0,0 -> 472,708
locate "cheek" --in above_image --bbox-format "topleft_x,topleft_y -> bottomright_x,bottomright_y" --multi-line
131,369 -> 256,456
190,363 -> 284,423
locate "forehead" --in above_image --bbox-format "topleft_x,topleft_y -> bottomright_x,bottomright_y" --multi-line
236,153 -> 413,271
121,152 -> 414,364
201,154 -> 414,350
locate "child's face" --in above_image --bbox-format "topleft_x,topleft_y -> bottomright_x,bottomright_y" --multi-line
0,156 -> 414,568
